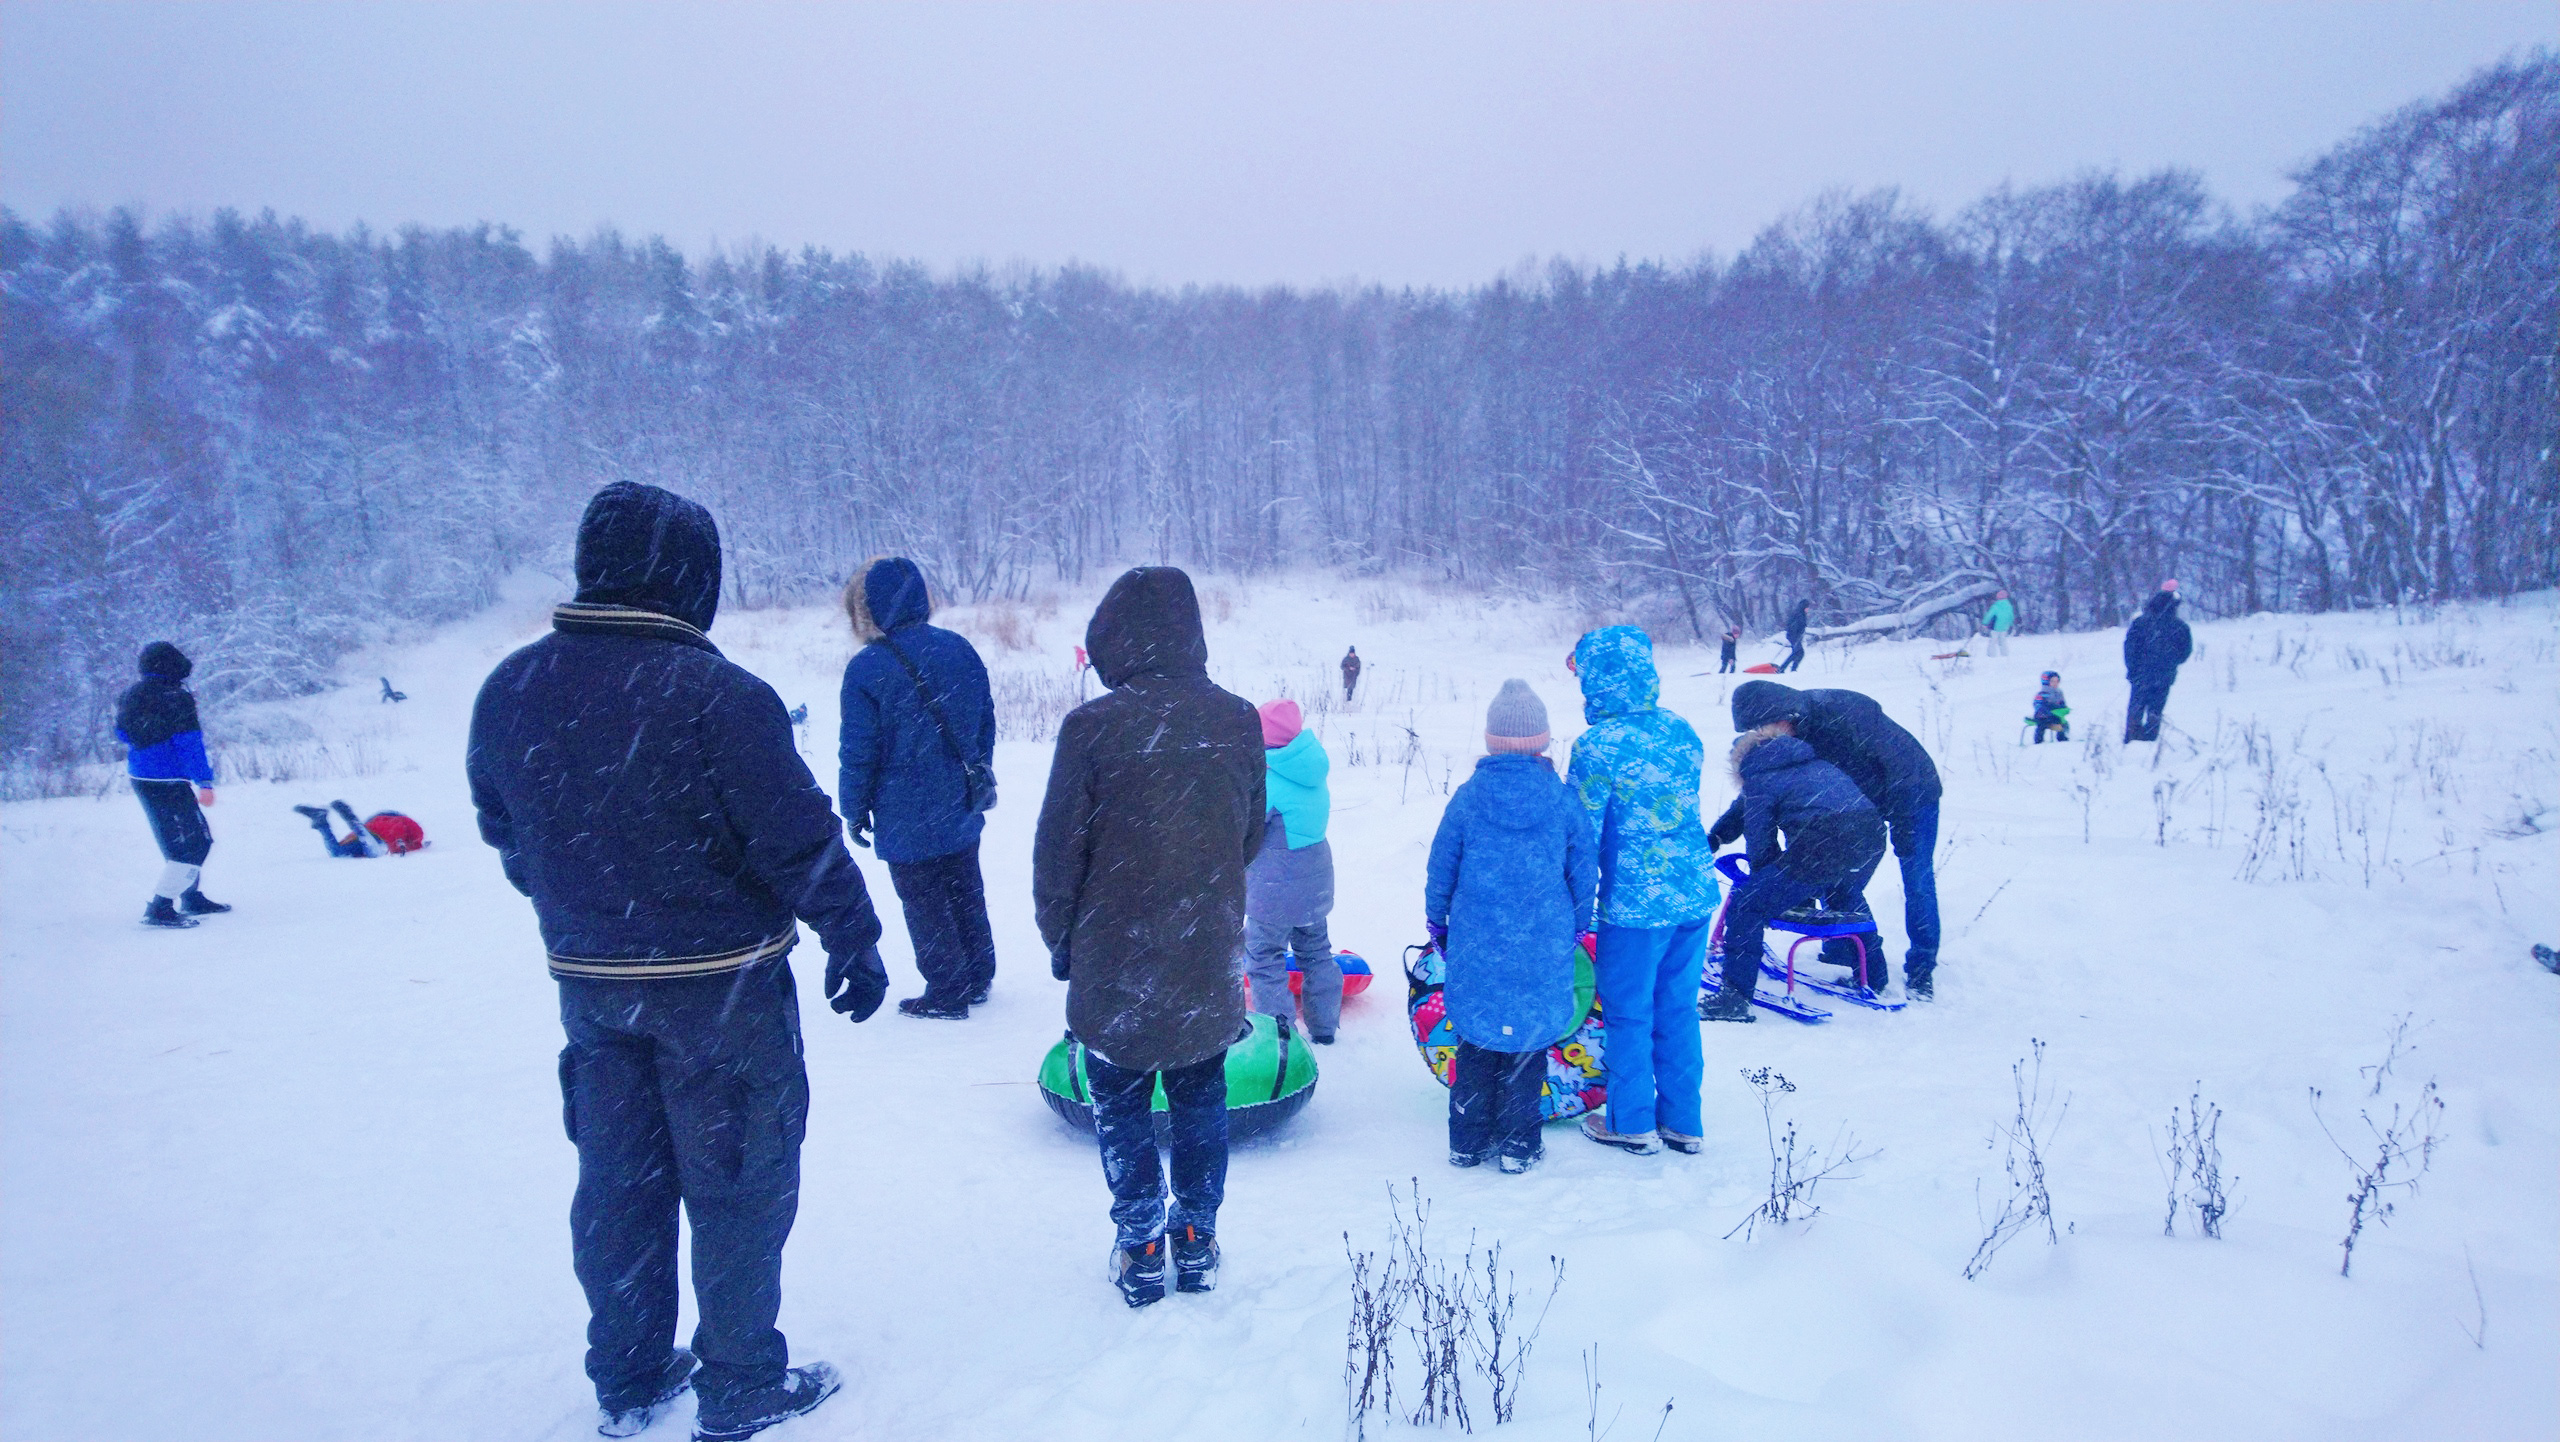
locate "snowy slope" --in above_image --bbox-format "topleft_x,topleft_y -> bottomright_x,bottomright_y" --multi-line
4,576 -> 2555,1442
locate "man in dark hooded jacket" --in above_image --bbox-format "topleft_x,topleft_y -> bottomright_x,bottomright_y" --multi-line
1033,567 -> 1265,1307
839,556 -> 999,1019
2122,586 -> 2193,743
468,482 -> 885,1442
1708,679 -> 1944,997
115,640 -> 228,927
1778,600 -> 1811,673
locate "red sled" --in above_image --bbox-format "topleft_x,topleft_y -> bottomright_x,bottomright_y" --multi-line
1742,663 -> 1781,674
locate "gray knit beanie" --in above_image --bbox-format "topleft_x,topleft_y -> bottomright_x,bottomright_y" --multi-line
1485,678 -> 1551,753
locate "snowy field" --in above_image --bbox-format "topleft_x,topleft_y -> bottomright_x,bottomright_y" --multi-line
4,575 -> 2556,1442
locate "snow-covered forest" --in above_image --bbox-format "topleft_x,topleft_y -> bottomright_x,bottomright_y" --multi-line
2,55 -> 2550,785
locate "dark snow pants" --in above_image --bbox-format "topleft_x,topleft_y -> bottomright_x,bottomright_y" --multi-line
2125,676 -> 2174,742
1778,639 -> 1806,673
1728,814 -> 1888,994
887,842 -> 997,1005
557,960 -> 808,1416
1449,1040 -> 1545,1162
1086,1046 -> 1227,1250
135,778 -> 211,865
1816,792 -> 1941,987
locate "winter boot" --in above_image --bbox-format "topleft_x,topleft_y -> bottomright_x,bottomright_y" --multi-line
690,1362 -> 840,1442
2535,944 -> 2559,975
965,981 -> 992,1006
1172,1223 -> 1219,1293
896,993 -> 970,1020
1448,1148 -> 1490,1168
1497,1150 -> 1541,1175
599,1349 -> 697,1438
1699,989 -> 1756,1023
1579,1115 -> 1661,1156
179,888 -> 231,916
1109,1236 -> 1167,1308
143,896 -> 198,929
292,804 -> 332,826
1658,1129 -> 1704,1155
1906,971 -> 1936,1001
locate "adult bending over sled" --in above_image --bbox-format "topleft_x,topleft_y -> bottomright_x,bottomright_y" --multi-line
468,482 -> 887,1442
1703,724 -> 1889,1021
1035,567 -> 1267,1308
1709,679 -> 1944,998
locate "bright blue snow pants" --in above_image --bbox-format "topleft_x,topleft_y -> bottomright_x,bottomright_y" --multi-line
1594,920 -> 1710,1137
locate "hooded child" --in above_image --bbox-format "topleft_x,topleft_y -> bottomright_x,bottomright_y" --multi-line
1704,724 -> 1890,1019
468,482 -> 884,1442
1034,567 -> 1266,1307
2032,672 -> 2070,744
1424,680 -> 1598,1172
840,556 -> 1001,1019
1565,627 -> 1722,1156
1244,699 -> 1342,1042
116,641 -> 226,927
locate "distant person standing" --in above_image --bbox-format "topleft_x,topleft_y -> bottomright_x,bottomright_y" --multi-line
469,482 -> 883,1442
116,641 -> 228,928
1777,600 -> 1811,673
840,556 -> 1000,1020
1244,699 -> 1342,1044
1981,590 -> 2016,657
1341,645 -> 1362,703
2123,581 -> 2193,743
1718,626 -> 1740,674
1035,567 -> 1266,1307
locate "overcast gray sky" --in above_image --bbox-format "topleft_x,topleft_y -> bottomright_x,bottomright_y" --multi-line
3,1 -> 2549,288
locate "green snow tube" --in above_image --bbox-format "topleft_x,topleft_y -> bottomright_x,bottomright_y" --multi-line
1038,1012 -> 1318,1139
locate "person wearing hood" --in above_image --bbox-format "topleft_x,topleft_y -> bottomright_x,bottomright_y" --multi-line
1778,600 -> 1812,673
1564,627 -> 1721,1157
1244,698 -> 1342,1043
1425,680 -> 1598,1172
468,482 -> 883,1442
1709,679 -> 1944,998
1341,645 -> 1362,703
1034,567 -> 1265,1307
2122,583 -> 2193,743
1704,725 -> 1889,1020
839,556 -> 1000,1020
115,640 -> 228,927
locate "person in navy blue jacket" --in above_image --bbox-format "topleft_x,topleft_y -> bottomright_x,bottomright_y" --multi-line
838,556 -> 1000,1019
1424,680 -> 1598,1172
115,641 -> 228,928
468,482 -> 883,1442
1704,723 -> 1889,1020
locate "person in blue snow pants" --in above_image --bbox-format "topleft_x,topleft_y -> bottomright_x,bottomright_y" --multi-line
1566,626 -> 1721,1156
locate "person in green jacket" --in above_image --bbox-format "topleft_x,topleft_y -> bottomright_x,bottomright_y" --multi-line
1981,590 -> 2016,657
1243,699 -> 1342,1042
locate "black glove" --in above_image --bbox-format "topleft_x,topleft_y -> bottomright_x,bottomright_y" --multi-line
825,945 -> 888,1021
847,815 -> 873,850
1707,804 -> 1743,850
1050,947 -> 1071,981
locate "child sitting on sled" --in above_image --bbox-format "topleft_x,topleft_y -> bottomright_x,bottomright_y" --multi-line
2030,671 -> 2070,744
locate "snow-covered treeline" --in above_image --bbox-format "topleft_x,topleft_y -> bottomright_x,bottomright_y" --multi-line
1,55 -> 2550,779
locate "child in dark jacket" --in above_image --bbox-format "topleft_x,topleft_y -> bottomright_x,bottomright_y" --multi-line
1703,722 -> 1890,1017
1423,680 -> 1598,1172
2031,672 -> 2070,744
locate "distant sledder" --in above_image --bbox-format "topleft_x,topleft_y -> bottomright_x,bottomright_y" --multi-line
2029,671 -> 2071,744
293,801 -> 427,858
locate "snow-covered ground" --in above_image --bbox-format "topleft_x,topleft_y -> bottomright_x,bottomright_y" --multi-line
5,575 -> 2555,1441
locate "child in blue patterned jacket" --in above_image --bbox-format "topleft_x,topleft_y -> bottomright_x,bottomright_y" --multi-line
1566,627 -> 1721,1156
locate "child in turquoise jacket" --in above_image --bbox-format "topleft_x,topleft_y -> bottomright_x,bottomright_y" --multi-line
1244,699 -> 1342,1040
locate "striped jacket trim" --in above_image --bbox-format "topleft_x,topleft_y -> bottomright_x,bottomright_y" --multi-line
550,603 -> 719,652
546,932 -> 795,981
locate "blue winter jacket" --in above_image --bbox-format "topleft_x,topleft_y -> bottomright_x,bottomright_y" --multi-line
1425,754 -> 1598,1052
838,559 -> 998,865
1565,627 -> 1723,928
468,482 -> 883,981
116,646 -> 214,785
1733,731 -> 1881,870
1246,728 -> 1334,926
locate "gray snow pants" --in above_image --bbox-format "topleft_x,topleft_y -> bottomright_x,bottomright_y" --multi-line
1243,917 -> 1341,1038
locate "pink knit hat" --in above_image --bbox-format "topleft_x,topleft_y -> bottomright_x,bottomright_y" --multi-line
1258,699 -> 1303,748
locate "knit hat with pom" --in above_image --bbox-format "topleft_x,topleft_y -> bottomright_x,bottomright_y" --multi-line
1258,698 -> 1304,748
1484,678 -> 1550,753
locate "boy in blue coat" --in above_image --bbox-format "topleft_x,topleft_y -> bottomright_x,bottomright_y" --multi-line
1426,680 -> 1597,1173
1704,722 -> 1889,1019
1567,627 -> 1722,1155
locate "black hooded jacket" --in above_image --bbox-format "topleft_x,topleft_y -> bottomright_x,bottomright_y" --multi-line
467,482 -> 882,980
1711,680 -> 1940,843
2123,592 -> 2193,684
115,642 -> 215,783
1033,567 -> 1266,1072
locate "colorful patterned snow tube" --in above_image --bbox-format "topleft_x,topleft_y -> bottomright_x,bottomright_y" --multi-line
1403,935 -> 1606,1122
1037,1012 -> 1318,1139
1286,948 -> 1375,999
